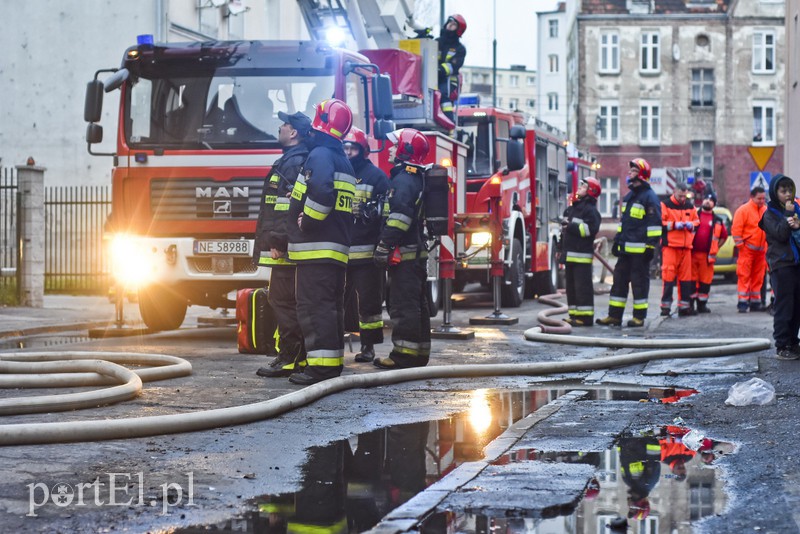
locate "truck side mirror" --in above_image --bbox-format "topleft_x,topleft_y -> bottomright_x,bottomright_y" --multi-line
509,124 -> 526,140
507,139 -> 525,172
372,74 -> 394,119
84,80 -> 104,123
86,123 -> 103,144
372,119 -> 395,140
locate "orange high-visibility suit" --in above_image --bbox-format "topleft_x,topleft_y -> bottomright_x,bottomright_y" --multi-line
731,198 -> 767,310
661,194 -> 700,315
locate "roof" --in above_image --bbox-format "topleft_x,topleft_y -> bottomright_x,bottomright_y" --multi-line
580,0 -> 730,15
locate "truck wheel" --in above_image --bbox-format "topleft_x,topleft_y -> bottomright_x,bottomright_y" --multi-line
427,280 -> 440,317
501,238 -> 524,308
551,244 -> 565,290
139,287 -> 187,331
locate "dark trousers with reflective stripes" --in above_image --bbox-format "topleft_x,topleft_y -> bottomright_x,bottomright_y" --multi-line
388,258 -> 430,367
565,261 -> 594,321
608,253 -> 651,321
344,261 -> 385,346
296,263 -> 346,379
771,265 -> 800,349
268,266 -> 304,365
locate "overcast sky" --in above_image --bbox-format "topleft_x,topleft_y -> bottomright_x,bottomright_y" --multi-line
414,0 -> 561,70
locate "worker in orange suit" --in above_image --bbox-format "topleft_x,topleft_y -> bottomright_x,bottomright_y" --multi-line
731,186 -> 768,312
660,183 -> 700,317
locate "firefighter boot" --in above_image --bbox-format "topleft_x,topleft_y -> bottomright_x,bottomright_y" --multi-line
565,317 -> 592,327
697,301 -> 711,314
596,316 -> 622,327
354,344 -> 375,363
256,356 -> 295,378
626,317 -> 645,327
660,307 -> 671,317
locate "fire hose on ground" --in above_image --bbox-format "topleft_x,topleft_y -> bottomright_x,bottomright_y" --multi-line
0,298 -> 771,446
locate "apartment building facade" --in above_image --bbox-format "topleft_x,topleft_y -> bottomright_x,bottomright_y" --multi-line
459,65 -> 539,118
574,0 -> 785,213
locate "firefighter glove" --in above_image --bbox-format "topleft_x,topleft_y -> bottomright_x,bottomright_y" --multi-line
374,243 -> 391,266
611,242 -> 621,257
644,247 -> 654,261
674,221 -> 685,230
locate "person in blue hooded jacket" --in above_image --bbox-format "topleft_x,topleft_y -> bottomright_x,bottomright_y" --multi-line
758,173 -> 800,360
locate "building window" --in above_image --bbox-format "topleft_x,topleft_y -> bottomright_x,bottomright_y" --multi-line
599,177 -> 620,217
227,9 -> 244,39
497,74 -> 503,86
690,482 -> 715,520
509,98 -> 519,110
526,76 -> 535,86
548,93 -> 559,111
497,97 -> 503,106
640,31 -> 660,73
199,4 -> 220,36
526,98 -> 536,108
510,75 -> 519,88
753,100 -> 775,144
753,30 -> 776,73
549,19 -> 559,38
691,68 -> 714,107
597,101 -> 619,144
549,54 -> 559,73
482,73 -> 490,84
472,72 -> 482,84
599,31 -> 620,73
691,141 -> 714,179
640,101 -> 660,145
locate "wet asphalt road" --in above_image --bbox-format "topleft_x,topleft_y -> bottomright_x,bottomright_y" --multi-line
0,279 -> 798,533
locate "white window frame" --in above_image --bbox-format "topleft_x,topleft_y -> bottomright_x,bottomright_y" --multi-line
599,30 -> 620,73
690,68 -> 715,107
691,140 -> 714,179
548,93 -> 559,111
510,75 -> 519,88
752,29 -> 776,73
599,177 -> 620,218
526,76 -> 535,86
549,19 -> 559,38
752,100 -> 776,145
639,100 -> 661,145
549,54 -> 559,73
525,98 -> 536,108
598,100 -> 620,145
640,30 -> 660,73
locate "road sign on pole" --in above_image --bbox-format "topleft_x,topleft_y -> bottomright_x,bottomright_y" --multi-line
748,146 -> 775,171
750,171 -> 772,191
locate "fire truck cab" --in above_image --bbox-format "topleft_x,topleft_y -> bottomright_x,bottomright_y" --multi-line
84,38 -> 395,330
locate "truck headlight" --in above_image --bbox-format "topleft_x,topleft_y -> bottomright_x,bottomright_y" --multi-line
109,234 -> 157,289
470,232 -> 492,248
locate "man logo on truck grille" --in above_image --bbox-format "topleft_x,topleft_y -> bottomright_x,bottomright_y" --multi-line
213,200 -> 232,215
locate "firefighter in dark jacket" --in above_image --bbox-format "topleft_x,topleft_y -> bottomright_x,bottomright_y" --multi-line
343,127 -> 390,363
618,435 -> 662,521
597,158 -> 663,327
437,14 -> 467,123
561,177 -> 602,326
373,128 -> 431,369
286,99 -> 356,385
253,111 -> 311,378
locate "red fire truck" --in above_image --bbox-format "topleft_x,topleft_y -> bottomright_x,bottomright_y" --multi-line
454,104 -> 570,306
84,36 -> 464,330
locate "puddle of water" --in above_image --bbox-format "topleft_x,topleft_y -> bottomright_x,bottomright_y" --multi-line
0,333 -> 91,351
174,388 -> 729,533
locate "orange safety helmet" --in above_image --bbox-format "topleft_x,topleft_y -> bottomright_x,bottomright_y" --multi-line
387,128 -> 429,165
312,98 -> 353,140
447,14 -> 467,37
343,126 -> 369,155
629,158 -> 652,182
584,177 -> 602,199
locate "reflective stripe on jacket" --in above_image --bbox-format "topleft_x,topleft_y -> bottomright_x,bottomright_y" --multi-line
615,184 -> 662,255
731,199 -> 767,251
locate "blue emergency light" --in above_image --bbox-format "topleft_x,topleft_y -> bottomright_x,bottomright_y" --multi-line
137,34 -> 154,47
458,94 -> 481,106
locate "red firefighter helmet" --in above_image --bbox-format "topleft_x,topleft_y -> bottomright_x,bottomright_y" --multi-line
584,177 -> 602,199
343,126 -> 369,155
312,98 -> 353,140
628,498 -> 651,520
629,158 -> 652,182
387,128 -> 429,165
447,14 -> 467,37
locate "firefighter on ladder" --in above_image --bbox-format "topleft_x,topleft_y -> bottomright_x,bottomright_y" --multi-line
254,111 -> 311,378
597,158 -> 662,327
561,177 -> 602,326
437,14 -> 467,123
373,128 -> 431,369
343,126 -> 390,363
286,98 -> 356,385
659,182 -> 700,317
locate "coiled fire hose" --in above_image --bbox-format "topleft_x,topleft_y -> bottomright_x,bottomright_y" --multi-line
0,298 -> 771,446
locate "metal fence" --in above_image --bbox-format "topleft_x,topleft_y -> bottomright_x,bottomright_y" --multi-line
0,168 -> 18,302
45,185 -> 112,294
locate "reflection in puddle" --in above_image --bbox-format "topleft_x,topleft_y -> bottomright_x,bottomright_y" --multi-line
0,334 -> 91,351
175,388 -> 730,533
